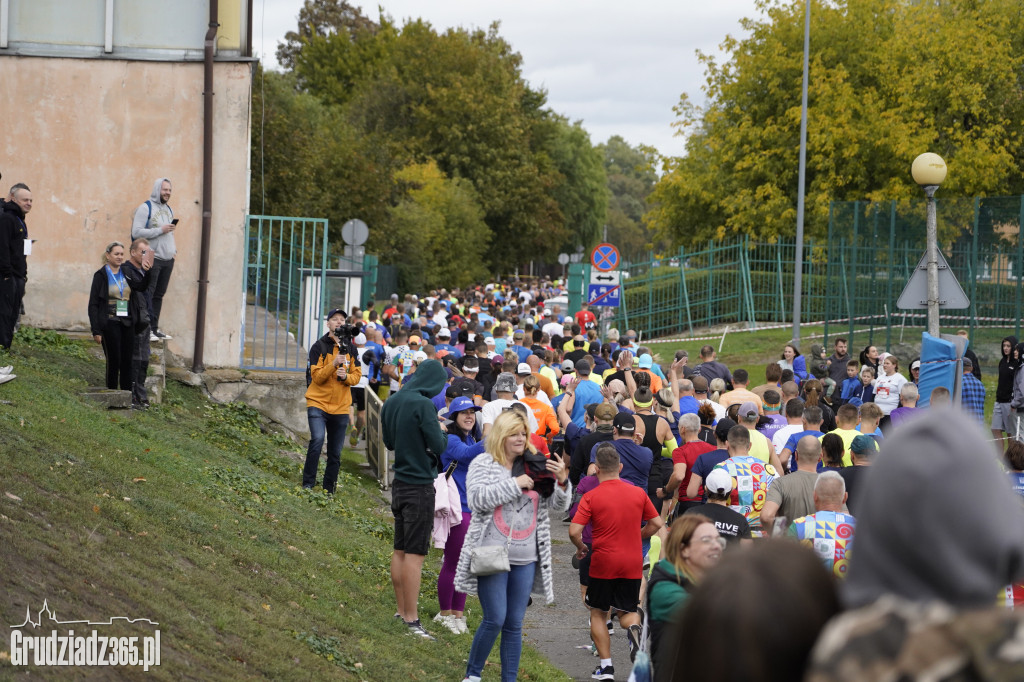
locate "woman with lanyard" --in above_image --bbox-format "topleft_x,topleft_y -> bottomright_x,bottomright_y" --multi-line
455,409 -> 570,682
88,242 -> 139,390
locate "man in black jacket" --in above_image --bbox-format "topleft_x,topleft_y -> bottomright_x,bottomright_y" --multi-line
0,183 -> 31,353
122,239 -> 154,408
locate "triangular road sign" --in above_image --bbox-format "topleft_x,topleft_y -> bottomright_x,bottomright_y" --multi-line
897,250 -> 970,310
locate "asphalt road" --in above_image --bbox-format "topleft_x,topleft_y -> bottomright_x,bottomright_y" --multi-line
522,531 -> 637,681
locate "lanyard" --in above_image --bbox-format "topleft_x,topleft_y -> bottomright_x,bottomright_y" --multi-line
106,266 -> 126,298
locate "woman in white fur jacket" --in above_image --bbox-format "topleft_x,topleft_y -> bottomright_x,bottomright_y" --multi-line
455,408 -> 570,682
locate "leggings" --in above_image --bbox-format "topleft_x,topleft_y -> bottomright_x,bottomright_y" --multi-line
438,511 -> 472,611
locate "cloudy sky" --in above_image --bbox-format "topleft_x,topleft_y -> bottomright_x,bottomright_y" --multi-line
253,1 -> 764,158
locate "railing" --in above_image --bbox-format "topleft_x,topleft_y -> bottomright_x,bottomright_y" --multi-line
365,389 -> 391,490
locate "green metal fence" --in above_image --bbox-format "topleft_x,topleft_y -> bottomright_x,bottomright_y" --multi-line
607,195 -> 1024,344
242,215 -> 330,371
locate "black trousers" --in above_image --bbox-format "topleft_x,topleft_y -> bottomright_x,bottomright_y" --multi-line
101,319 -> 135,390
0,275 -> 25,350
132,324 -> 150,404
146,257 -> 174,334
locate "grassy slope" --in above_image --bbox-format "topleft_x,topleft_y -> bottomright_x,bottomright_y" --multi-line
0,330 -> 567,681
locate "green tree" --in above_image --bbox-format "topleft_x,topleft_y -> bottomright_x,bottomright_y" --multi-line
386,162 -> 491,291
648,0 -> 1024,247
275,0 -> 378,71
544,116 -> 610,253
598,135 -> 660,260
250,69 -> 395,250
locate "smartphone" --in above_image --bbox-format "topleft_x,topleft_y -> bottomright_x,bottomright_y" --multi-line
171,218 -> 179,225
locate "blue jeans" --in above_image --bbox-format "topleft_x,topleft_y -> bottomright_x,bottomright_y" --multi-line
466,562 -> 536,682
302,407 -> 349,492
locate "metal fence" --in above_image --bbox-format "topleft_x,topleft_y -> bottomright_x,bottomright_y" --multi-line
241,215 -> 329,371
606,195 -> 1024,343
365,389 -> 391,490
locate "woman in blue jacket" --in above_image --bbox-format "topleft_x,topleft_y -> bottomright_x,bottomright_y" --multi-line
435,396 -> 486,635
778,343 -> 809,383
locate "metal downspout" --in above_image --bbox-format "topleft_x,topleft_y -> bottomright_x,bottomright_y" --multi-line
192,0 -> 218,372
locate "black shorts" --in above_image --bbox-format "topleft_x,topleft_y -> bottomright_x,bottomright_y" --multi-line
585,577 -> 642,614
351,386 -> 365,411
391,481 -> 434,556
578,543 -> 593,587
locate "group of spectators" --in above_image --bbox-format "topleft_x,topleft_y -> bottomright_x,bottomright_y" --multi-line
297,281 -> 1024,681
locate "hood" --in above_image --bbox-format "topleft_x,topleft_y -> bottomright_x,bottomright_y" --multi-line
2,198 -> 24,219
149,177 -> 170,204
1002,335 -> 1018,360
844,409 -> 1024,608
404,359 -> 447,398
810,344 -> 824,359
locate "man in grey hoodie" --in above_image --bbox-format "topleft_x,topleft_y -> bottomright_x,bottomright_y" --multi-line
131,178 -> 176,339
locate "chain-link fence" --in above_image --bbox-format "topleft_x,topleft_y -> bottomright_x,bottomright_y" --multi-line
606,195 -> 1024,344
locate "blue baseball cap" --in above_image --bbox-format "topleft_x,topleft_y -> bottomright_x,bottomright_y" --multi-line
448,396 -> 481,415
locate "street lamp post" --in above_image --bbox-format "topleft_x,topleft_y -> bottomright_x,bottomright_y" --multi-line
911,152 -> 948,337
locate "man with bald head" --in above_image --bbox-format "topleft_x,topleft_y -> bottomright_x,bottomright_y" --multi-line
526,353 -> 556,399
788,471 -> 856,578
760,434 -> 821,534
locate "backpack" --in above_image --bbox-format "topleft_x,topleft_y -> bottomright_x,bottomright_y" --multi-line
131,200 -> 174,242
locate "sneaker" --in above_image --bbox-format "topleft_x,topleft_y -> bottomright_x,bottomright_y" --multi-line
453,616 -> 468,634
0,365 -> 12,375
592,664 -> 614,680
149,333 -> 160,342
349,429 -> 359,448
0,374 -> 15,385
154,330 -> 172,340
432,612 -> 447,624
441,615 -> 461,635
405,620 -> 435,641
627,624 -> 642,662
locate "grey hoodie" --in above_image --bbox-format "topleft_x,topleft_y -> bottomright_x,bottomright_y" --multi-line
130,178 -> 176,260
844,409 -> 1024,608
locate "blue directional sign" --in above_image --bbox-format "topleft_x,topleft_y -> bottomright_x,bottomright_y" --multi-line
588,283 -> 620,307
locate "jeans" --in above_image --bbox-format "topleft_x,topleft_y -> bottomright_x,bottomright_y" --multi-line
302,407 -> 349,492
146,257 -> 174,334
465,562 -> 536,682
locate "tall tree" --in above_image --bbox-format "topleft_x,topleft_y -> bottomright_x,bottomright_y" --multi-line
647,0 -> 1024,247
275,0 -> 378,71
599,135 -> 660,260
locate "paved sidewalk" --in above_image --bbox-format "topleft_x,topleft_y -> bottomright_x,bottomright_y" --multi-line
522,533 -> 638,681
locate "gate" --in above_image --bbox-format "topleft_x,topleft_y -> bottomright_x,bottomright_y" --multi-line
365,389 -> 391,489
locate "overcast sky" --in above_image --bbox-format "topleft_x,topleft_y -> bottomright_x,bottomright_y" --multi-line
253,1 -> 762,158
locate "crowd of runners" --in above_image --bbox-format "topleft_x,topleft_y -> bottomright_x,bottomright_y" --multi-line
300,278 -> 1024,682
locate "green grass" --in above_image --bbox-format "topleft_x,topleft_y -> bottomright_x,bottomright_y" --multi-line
0,328 -> 568,681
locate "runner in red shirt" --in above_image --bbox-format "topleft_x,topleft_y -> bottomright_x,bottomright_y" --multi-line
570,442 -> 664,680
574,302 -> 597,330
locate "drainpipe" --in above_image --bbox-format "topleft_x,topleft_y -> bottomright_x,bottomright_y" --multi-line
192,0 -> 219,373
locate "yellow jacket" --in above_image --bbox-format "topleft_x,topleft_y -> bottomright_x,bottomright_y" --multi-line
305,337 -> 362,414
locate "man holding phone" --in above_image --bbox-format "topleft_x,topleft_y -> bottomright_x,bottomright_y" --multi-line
131,178 -> 176,340
122,238 -> 155,408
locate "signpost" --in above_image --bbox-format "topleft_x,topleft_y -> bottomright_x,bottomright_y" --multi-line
588,269 -> 621,307
896,250 -> 970,310
590,243 -> 620,272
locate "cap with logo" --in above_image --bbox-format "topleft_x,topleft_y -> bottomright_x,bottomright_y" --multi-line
613,412 -> 636,434
448,396 -> 482,415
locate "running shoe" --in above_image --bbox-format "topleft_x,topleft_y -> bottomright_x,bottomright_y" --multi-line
592,664 -> 614,680
627,624 -> 642,662
0,374 -> 15,385
405,620 -> 435,641
0,365 -> 13,375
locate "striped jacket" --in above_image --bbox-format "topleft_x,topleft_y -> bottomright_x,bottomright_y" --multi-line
454,453 -> 571,603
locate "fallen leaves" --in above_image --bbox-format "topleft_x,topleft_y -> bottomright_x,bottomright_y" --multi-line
5,492 -> 21,502
132,477 -> 147,483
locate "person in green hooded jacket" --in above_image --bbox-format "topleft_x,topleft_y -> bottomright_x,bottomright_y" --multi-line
382,358 -> 450,639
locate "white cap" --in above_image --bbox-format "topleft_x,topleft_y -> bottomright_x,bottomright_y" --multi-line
705,468 -> 734,496
413,350 -> 428,363
354,333 -> 367,345
516,363 -> 532,376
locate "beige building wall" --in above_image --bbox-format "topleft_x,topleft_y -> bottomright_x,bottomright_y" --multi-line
0,56 -> 252,367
